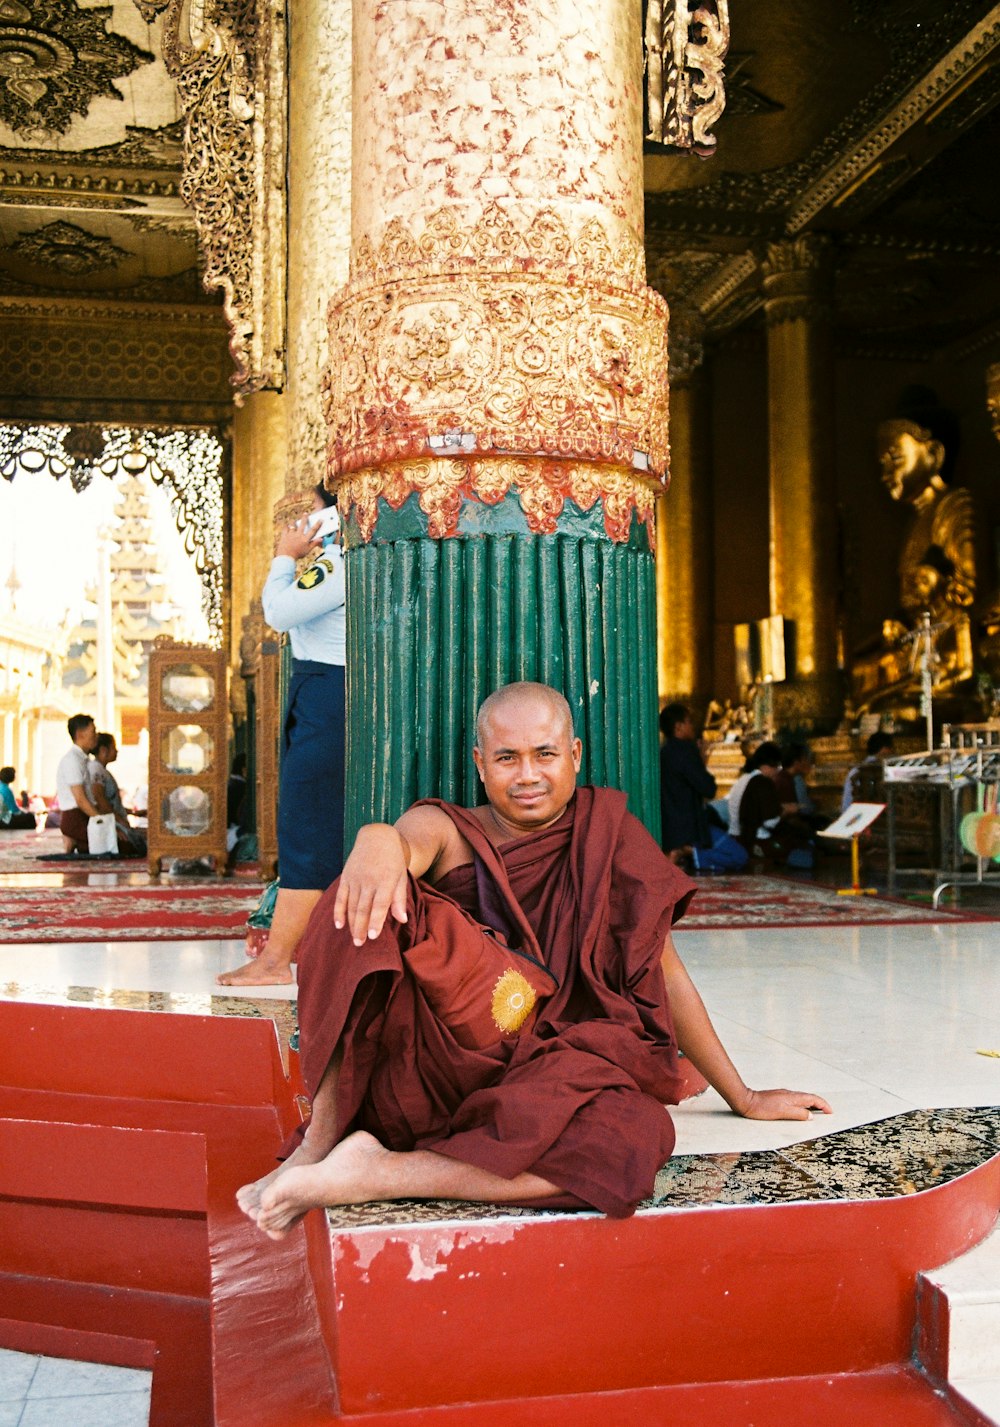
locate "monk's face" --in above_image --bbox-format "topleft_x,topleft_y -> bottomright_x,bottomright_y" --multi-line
473,696 -> 582,835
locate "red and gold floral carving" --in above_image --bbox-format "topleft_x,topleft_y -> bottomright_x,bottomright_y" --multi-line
325,207 -> 669,489
337,456 -> 660,547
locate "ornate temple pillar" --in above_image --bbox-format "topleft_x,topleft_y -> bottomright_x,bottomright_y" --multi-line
328,0 -> 671,839
762,237 -> 841,724
655,314 -> 714,713
277,0 -> 352,520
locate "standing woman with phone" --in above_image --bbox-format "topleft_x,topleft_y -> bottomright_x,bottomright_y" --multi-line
219,482 -> 345,986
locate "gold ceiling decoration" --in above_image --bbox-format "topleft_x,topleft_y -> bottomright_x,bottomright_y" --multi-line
644,0 -> 730,155
132,0 -> 286,396
0,1 -> 153,137
10,218 -> 129,274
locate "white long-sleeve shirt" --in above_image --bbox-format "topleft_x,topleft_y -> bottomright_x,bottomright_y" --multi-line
261,544 -> 346,665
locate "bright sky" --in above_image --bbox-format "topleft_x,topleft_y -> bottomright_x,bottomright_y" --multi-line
0,464 -> 209,638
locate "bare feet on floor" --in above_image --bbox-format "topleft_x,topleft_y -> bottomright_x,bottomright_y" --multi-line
217,955 -> 293,987
250,1131 -> 391,1241
235,1128 -> 339,1221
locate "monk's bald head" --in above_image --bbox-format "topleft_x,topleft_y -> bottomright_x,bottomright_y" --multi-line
475,683 -> 574,752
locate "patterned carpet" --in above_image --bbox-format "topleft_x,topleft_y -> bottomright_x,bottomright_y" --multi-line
0,868 -> 993,944
679,874 -> 997,929
0,825 -> 124,873
0,884 -> 266,942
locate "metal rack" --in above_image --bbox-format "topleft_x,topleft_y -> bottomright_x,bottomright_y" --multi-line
883,735 -> 1000,905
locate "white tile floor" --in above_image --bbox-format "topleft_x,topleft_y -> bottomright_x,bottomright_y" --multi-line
0,920 -> 996,1156
0,1350 -> 151,1427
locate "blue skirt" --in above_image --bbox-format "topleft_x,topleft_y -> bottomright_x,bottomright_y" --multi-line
277,660 -> 345,890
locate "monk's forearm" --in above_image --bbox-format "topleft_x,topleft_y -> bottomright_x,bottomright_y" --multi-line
392,806 -> 452,879
660,941 -> 753,1116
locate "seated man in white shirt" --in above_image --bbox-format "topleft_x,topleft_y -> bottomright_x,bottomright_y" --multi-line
55,714 -> 99,852
87,732 -> 146,856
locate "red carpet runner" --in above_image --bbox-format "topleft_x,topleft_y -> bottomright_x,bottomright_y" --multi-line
0,885 -> 265,942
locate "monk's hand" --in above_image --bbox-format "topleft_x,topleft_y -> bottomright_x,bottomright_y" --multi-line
333,823 -> 409,946
735,1088 -> 833,1121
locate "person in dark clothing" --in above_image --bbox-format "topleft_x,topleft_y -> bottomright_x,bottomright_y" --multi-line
736,742 -> 815,869
659,704 -> 747,873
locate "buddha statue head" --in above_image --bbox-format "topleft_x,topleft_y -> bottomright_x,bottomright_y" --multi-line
877,419 -> 945,505
877,387 -> 958,507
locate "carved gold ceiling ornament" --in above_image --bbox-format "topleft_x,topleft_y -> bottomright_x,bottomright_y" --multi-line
132,0 -> 286,396
0,420 -> 225,640
644,0 -> 730,155
0,2 -> 153,137
336,456 -> 659,548
326,214 -> 670,484
9,218 -> 130,273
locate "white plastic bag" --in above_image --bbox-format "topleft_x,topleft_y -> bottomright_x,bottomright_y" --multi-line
87,814 -> 119,856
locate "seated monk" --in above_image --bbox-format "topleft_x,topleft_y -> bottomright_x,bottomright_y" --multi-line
238,682 -> 831,1237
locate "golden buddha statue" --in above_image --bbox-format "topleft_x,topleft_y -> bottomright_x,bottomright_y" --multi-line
851,402 -> 975,719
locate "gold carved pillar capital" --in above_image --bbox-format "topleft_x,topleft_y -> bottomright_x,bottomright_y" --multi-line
762,235 -> 834,327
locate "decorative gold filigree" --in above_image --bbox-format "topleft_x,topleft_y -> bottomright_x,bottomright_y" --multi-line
336,457 -> 659,547
645,0 -> 730,155
325,248 -> 670,480
0,3 -> 152,136
349,203 -> 646,290
134,0 -> 286,396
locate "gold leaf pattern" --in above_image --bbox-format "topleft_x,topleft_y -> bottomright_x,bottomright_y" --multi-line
325,206 -> 670,481
336,457 -> 658,545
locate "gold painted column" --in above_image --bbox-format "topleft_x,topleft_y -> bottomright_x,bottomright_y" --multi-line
279,0 -> 351,517
656,315 -> 714,713
762,237 -> 841,725
328,0 -> 671,836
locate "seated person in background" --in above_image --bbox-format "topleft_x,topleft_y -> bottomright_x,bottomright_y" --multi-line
775,743 -> 828,834
659,703 -> 747,873
731,742 -> 815,869
87,733 -> 146,857
55,714 -> 100,852
0,767 -> 35,829
237,682 -> 830,1239
842,732 -> 895,812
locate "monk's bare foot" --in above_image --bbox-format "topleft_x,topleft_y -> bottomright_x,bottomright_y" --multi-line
254,1131 -> 390,1240
217,954 -> 293,987
235,1134 -> 333,1223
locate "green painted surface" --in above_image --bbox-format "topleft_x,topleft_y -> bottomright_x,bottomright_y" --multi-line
343,492 -> 661,845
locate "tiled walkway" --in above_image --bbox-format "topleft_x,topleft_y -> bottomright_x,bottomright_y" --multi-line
0,1350 -> 151,1427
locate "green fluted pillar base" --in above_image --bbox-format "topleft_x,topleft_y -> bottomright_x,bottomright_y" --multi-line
342,493 -> 661,845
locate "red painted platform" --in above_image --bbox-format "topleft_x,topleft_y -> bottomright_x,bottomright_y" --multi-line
0,1000 -> 996,1427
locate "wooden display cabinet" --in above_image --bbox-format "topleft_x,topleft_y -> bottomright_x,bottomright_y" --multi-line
147,639 -> 230,876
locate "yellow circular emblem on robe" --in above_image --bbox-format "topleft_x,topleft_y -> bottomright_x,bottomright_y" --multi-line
491,967 -> 537,1034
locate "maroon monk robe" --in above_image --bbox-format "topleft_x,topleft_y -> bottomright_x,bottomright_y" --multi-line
292,786 -> 697,1218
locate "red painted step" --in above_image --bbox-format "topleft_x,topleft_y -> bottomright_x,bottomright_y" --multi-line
1,1001 -> 996,1427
